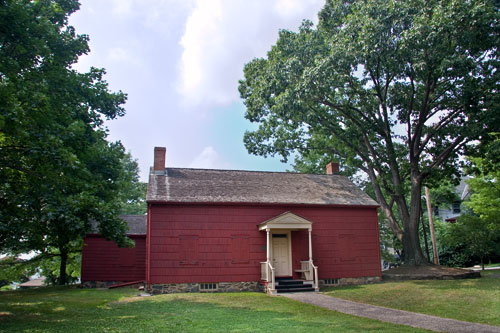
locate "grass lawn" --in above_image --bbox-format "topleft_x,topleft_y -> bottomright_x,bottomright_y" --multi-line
323,269 -> 500,326
473,262 -> 500,269
0,287 -> 426,332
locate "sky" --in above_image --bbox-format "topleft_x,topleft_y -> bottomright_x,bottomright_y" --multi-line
69,0 -> 326,181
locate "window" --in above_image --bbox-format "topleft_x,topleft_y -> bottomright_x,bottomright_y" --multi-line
324,279 -> 339,285
200,283 -> 218,291
433,206 -> 439,216
452,202 -> 461,214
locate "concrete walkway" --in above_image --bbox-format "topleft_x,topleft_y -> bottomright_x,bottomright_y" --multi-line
283,293 -> 500,333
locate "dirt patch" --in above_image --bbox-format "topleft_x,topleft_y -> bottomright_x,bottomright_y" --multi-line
383,264 -> 481,281
112,296 -> 145,305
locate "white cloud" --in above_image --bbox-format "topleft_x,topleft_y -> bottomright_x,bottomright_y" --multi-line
142,0 -> 195,35
70,46 -> 142,74
107,47 -> 128,62
189,146 -> 230,169
274,0 -> 312,17
106,47 -> 142,67
179,0 -> 223,101
178,0 -> 324,107
71,52 -> 95,73
111,0 -> 133,16
108,0 -> 194,28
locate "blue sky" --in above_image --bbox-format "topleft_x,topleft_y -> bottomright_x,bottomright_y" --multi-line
69,0 -> 325,181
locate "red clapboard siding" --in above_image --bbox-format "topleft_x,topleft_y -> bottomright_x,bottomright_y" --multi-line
147,204 -> 381,284
81,235 -> 146,282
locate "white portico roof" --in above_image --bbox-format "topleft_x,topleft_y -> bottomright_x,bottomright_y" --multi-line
258,211 -> 313,231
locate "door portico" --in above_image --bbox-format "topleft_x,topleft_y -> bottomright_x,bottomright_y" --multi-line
258,211 -> 318,293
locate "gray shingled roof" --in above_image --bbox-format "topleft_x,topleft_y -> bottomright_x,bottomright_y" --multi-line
120,215 -> 147,235
147,168 -> 378,206
90,215 -> 147,235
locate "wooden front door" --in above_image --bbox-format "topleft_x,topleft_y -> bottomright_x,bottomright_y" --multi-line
272,233 -> 290,276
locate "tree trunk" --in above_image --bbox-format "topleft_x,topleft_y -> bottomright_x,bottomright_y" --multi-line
367,163 -> 428,265
59,247 -> 68,285
401,222 -> 427,264
481,257 -> 484,271
400,173 -> 428,265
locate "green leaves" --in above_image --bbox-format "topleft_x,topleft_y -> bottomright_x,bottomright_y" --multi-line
443,214 -> 500,268
0,0 -> 140,284
239,0 -> 500,264
464,137 -> 500,233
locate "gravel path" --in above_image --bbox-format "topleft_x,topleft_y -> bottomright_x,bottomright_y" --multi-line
283,293 -> 500,333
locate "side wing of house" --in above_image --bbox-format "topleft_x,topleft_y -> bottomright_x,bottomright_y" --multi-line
81,215 -> 147,287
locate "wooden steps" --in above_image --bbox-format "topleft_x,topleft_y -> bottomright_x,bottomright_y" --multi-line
275,277 -> 315,293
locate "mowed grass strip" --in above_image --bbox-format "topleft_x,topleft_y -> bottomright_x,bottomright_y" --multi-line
0,287 -> 427,332
323,269 -> 500,326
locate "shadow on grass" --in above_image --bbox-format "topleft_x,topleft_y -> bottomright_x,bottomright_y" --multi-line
0,288 -> 422,332
321,283 -> 379,293
91,294 -> 420,332
0,286 -> 137,327
408,272 -> 500,291
322,269 -> 500,294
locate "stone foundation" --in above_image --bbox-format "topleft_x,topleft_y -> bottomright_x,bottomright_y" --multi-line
150,281 -> 261,295
84,277 -> 381,292
218,281 -> 260,292
319,276 -> 381,288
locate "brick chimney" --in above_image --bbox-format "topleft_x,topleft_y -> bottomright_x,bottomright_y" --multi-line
326,162 -> 339,175
153,147 -> 166,174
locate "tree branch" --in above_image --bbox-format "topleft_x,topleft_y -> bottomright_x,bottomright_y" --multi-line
420,136 -> 468,181
417,108 -> 464,155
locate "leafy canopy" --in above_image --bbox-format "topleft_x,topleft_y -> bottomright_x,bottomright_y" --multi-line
239,0 -> 500,264
464,136 -> 500,231
442,137 -> 500,268
0,0 -> 142,283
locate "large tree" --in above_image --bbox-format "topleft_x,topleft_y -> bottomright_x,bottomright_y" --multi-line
0,0 -> 139,283
239,0 -> 500,264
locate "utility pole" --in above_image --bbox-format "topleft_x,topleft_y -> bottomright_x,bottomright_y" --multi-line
425,186 -> 439,265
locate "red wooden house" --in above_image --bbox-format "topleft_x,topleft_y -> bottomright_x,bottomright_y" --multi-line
82,147 -> 382,294
81,215 -> 146,288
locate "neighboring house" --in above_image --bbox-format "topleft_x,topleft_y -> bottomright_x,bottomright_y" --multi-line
19,277 -> 46,289
81,147 -> 382,294
433,178 -> 471,223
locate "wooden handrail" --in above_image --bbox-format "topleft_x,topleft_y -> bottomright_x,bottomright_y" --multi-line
260,262 -> 267,281
309,260 -> 318,290
260,261 -> 276,293
267,261 -> 275,292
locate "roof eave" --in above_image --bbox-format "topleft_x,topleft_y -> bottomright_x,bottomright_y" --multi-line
146,200 -> 379,209
84,233 -> 146,237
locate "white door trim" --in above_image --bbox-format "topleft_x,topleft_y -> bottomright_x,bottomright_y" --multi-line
271,230 -> 292,276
